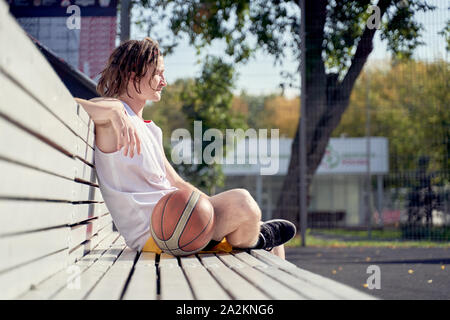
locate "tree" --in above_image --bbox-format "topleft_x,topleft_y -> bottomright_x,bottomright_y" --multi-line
264,95 -> 300,138
135,0 -> 436,228
333,59 -> 449,178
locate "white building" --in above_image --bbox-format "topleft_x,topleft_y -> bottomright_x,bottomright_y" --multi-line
217,137 -> 389,227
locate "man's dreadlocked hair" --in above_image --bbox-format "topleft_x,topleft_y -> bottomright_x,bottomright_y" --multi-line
96,37 -> 161,98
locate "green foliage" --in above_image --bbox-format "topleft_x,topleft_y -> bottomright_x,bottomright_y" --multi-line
332,60 -> 450,180
178,56 -> 246,194
380,1 -> 435,61
438,19 -> 450,52
144,56 -> 247,194
136,1 -> 435,82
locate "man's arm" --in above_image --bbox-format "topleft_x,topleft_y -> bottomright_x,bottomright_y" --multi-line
163,156 -> 209,199
74,97 -> 140,157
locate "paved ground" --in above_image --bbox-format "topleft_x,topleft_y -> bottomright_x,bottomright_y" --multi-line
285,246 -> 450,300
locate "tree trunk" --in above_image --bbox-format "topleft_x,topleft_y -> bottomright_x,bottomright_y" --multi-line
272,0 -> 392,230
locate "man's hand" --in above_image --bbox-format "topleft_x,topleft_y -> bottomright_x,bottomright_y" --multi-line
74,97 -> 141,158
104,105 -> 142,157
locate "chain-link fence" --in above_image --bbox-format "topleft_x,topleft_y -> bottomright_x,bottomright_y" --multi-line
215,1 -> 449,243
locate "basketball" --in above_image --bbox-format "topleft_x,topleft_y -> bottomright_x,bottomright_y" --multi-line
150,189 -> 215,256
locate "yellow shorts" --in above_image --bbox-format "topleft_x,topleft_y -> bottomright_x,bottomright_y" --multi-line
142,236 -> 233,254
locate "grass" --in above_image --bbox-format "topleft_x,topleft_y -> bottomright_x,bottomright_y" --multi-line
285,229 -> 450,248
313,228 -> 402,240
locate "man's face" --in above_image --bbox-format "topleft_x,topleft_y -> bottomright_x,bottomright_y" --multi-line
134,55 -> 167,102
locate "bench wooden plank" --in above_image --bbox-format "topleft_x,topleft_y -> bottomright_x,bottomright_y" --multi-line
0,116 -> 78,182
0,201 -> 107,237
69,220 -> 100,251
233,251 -> 338,299
0,200 -> 72,236
71,202 -> 108,225
87,119 -> 95,149
86,247 -> 138,300
0,5 -> 87,140
75,157 -> 96,183
218,252 -> 303,300
76,136 -> 95,164
52,237 -> 125,300
0,248 -> 68,299
73,183 -> 103,203
0,159 -> 98,202
67,223 -> 115,265
198,254 -> 269,300
0,74 -> 95,167
250,249 -> 377,300
68,215 -> 113,251
159,253 -> 194,300
0,72 -> 78,157
122,252 -> 157,300
18,232 -> 120,300
180,255 -> 230,300
0,227 -> 69,274
76,103 -> 91,129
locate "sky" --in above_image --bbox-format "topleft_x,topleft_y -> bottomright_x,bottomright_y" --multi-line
129,1 -> 448,99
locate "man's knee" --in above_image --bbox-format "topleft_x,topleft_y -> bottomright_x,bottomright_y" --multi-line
233,188 -> 261,223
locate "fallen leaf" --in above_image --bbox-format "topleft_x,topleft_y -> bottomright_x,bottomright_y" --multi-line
408,269 -> 414,274
366,257 -> 371,262
441,265 -> 445,270
363,283 -> 369,288
332,270 -> 337,274
427,280 -> 433,284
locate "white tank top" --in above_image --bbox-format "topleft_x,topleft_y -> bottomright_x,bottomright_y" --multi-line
94,101 -> 178,251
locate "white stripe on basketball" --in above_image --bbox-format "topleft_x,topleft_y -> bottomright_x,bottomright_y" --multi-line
163,190 -> 200,255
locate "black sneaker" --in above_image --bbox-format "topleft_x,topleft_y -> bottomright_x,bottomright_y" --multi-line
259,219 -> 297,251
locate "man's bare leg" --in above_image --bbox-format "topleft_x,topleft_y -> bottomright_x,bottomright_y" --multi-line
208,188 -> 261,248
269,245 -> 285,260
208,188 -> 286,259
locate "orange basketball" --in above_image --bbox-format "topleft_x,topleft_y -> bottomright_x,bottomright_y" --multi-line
150,189 -> 215,256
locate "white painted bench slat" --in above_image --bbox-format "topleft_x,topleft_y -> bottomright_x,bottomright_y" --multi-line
0,201 -> 72,236
0,116 -> 78,182
0,249 -> 68,300
217,252 -> 303,300
0,3 -> 86,139
198,254 -> 269,300
86,246 -> 138,300
0,72 -> 78,158
67,223 -> 114,265
71,202 -> 108,226
159,253 -> 194,300
122,252 -> 157,300
233,251 -> 338,300
18,232 -> 120,300
180,255 -> 230,300
251,249 -> 377,300
52,236 -> 125,300
0,227 -> 69,274
0,160 -> 97,202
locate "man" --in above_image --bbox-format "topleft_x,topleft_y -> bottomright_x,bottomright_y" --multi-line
75,37 -> 296,259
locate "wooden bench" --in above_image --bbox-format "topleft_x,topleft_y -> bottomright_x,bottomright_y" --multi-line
0,2 -> 376,300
